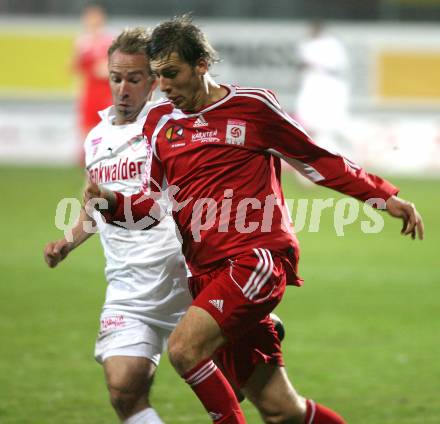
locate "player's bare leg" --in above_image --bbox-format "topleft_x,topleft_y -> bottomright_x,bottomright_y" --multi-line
168,306 -> 245,423
168,305 -> 284,373
103,356 -> 163,423
243,364 -> 346,424
243,364 -> 306,424
168,306 -> 225,372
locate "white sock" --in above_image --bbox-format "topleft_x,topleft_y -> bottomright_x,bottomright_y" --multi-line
122,407 -> 164,424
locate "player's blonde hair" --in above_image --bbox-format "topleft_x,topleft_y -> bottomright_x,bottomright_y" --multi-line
108,27 -> 151,56
108,27 -> 153,75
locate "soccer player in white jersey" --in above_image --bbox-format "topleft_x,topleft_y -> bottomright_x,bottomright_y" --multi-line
295,21 -> 351,156
44,28 -> 191,424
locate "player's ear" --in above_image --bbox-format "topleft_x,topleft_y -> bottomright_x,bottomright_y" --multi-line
196,58 -> 209,76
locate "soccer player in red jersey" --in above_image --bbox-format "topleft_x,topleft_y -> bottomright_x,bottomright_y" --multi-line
72,3 -> 114,164
84,16 -> 424,424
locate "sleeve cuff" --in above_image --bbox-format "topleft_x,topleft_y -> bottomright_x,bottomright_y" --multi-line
101,191 -> 125,222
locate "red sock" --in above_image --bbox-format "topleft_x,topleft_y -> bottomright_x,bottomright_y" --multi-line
183,358 -> 246,423
305,399 -> 346,424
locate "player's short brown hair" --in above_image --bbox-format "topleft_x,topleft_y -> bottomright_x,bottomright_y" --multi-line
108,27 -> 151,58
147,14 -> 219,67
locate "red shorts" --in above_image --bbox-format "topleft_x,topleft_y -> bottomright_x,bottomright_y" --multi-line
188,248 -> 288,388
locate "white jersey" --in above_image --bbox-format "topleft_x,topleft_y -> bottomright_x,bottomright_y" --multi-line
84,102 -> 191,331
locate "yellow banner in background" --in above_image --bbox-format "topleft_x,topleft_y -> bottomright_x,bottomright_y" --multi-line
0,33 -> 76,96
378,50 -> 440,100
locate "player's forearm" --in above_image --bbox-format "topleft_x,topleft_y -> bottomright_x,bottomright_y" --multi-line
66,207 -> 96,250
314,161 -> 399,204
263,102 -> 399,203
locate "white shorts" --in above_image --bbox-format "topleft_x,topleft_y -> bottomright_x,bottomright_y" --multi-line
94,313 -> 171,366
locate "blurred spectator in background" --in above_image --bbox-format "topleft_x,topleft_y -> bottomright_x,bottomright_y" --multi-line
295,21 -> 351,157
72,2 -> 114,165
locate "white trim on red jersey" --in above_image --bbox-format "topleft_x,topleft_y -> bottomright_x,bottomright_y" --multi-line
235,86 -> 282,109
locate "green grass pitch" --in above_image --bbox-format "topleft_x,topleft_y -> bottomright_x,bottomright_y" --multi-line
0,166 -> 438,423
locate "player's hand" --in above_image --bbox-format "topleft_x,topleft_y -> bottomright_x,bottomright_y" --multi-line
83,180 -> 116,215
44,239 -> 71,268
386,195 -> 424,240
83,180 -> 102,206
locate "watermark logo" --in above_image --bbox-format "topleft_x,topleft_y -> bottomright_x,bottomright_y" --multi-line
54,185 -> 386,243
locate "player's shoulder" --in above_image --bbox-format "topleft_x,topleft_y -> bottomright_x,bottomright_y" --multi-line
84,107 -> 112,145
84,122 -> 104,148
143,98 -> 174,136
233,85 -> 282,111
145,98 -> 173,119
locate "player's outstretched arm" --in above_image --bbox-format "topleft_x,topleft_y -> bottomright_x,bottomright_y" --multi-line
385,195 -> 424,240
83,180 -> 161,230
44,207 -> 96,268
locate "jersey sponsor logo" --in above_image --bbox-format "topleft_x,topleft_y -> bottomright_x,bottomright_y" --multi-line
226,119 -> 246,146
127,134 -> 144,152
89,157 -> 144,184
191,129 -> 220,143
165,125 -> 185,143
193,114 -> 209,127
208,299 -> 224,313
208,411 -> 224,421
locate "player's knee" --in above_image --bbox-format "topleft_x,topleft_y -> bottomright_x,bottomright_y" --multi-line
167,335 -> 197,373
168,329 -> 213,374
106,374 -> 152,419
108,387 -> 144,418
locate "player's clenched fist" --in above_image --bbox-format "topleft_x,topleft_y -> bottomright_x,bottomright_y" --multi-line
83,180 -> 102,207
83,180 -> 116,215
44,239 -> 71,268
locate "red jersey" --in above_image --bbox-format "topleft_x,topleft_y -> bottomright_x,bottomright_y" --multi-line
107,85 -> 398,279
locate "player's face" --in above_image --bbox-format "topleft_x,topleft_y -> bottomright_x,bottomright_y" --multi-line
150,52 -> 209,112
108,50 -> 156,125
